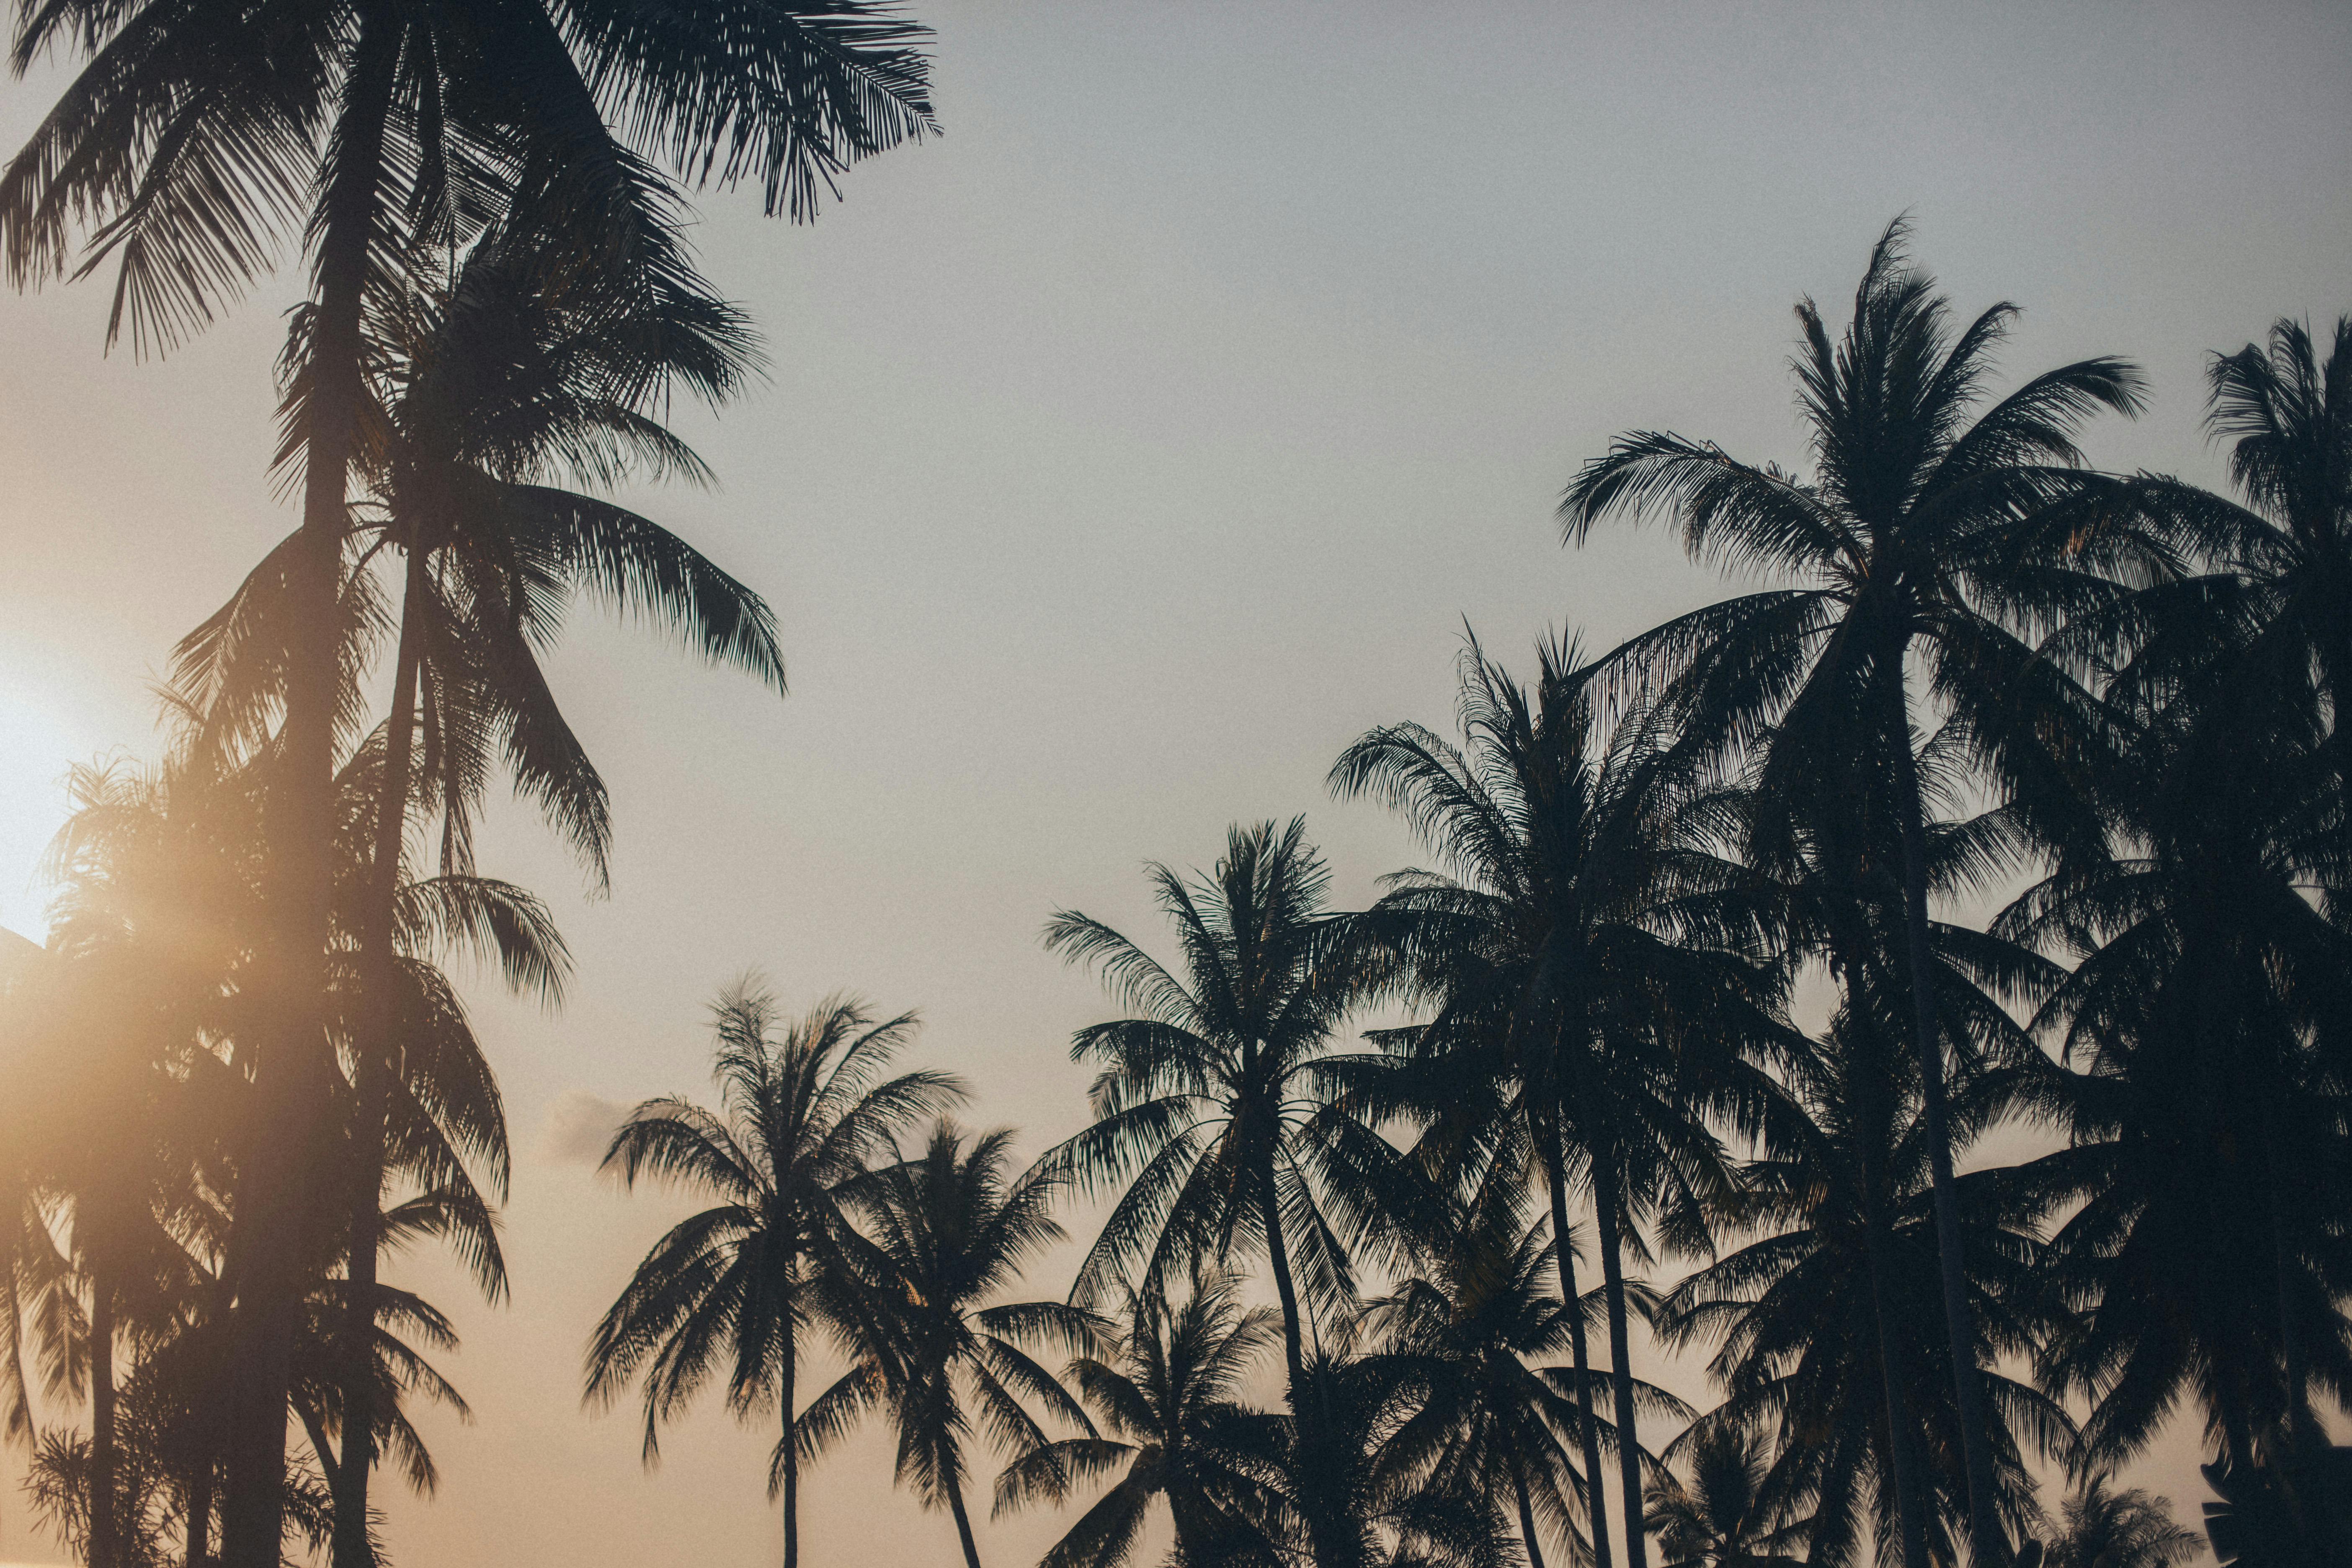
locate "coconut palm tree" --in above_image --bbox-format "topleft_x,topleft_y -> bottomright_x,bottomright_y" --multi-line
1040,818 -> 1416,1568
1367,1147 -> 1689,1568
809,1121 -> 1097,1568
1560,219 -> 2146,1563
1655,1005 -> 2073,1568
161,212 -> 778,1563
993,1266 -> 1289,1568
587,987 -> 960,1568
6,8 -> 934,1554
2002,684 -> 2352,1475
1643,1427 -> 1809,1568
1332,634 -> 1790,1568
2041,1478 -> 2196,1568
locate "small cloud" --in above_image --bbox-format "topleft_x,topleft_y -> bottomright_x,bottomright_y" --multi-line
539,1090 -> 632,1166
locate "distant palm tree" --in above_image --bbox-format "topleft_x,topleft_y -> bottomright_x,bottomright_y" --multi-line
2042,1477 -> 2197,1568
1368,1149 -> 1689,1568
1041,818 -> 1413,1568
1561,218 -> 2144,1564
812,1122 -> 1097,1568
1643,1427 -> 1808,1568
995,1267 -> 1289,1568
1333,634 -> 1787,1568
1656,1007 -> 2071,1567
587,988 -> 962,1568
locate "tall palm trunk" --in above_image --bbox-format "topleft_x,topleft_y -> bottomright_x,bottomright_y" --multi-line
1543,1121 -> 1613,1568
1857,1089 -> 1932,1568
185,1459 -> 213,1568
220,11 -> 402,1564
1506,1431 -> 1548,1568
332,547 -> 427,1568
222,11 -> 400,1566
1586,1143 -> 1649,1568
944,1475 -> 985,1568
89,1280 -> 116,1568
2267,1095 -> 2311,1447
780,1314 -> 799,1568
1258,1153 -> 1341,1568
1881,635 -> 2003,1565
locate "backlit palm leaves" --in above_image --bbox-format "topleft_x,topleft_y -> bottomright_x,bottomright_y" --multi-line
586,987 -> 961,1568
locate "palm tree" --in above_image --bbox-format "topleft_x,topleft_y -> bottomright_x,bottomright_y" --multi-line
162,214 -> 780,1565
1560,219 -> 2146,1563
1655,1007 -> 2073,1568
586,987 -> 961,1568
2002,686 -> 2352,1475
1367,1148 -> 1689,1568
1332,634 -> 1789,1568
2041,1478 -> 2196,1568
1643,1427 -> 1808,1568
1040,818 -> 1413,1568
6,8 -> 935,1554
809,1121 -> 1097,1568
994,1266 -> 1289,1568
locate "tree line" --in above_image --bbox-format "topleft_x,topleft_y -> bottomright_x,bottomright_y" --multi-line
0,5 -> 2345,1568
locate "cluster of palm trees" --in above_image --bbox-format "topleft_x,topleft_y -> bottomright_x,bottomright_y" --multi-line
0,3 -> 2344,1566
588,227 -> 2351,1568
2,2 -> 941,1566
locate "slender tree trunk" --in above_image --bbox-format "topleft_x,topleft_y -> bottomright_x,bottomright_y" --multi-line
89,1281 -> 116,1568
1543,1120 -> 1613,1568
222,11 -> 399,1566
185,1462 -> 213,1568
330,548 -> 426,1568
1858,1104 -> 1932,1568
945,1476 -> 985,1568
1259,1153 -> 1344,1568
781,1315 -> 798,1568
1882,636 -> 2005,1565
1508,1437 -> 1548,1568
2267,1097 -> 2311,1447
1587,1148 -> 1648,1568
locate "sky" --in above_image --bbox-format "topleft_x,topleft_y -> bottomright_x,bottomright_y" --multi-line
4,1 -> 2351,1563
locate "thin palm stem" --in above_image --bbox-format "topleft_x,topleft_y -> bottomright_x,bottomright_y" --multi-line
1590,1144 -> 1650,1568
1884,651 -> 2003,1564
1547,1127 -> 1613,1568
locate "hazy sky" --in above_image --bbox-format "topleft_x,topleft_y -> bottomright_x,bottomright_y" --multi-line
4,2 -> 2349,1563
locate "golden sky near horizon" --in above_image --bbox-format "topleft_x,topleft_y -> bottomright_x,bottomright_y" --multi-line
5,2 -> 2351,1563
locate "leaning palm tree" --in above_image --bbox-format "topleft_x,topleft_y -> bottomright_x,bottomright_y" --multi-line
1333,633 -> 1789,1568
7,8 -> 935,1554
586,988 -> 961,1568
1040,818 -> 1414,1568
1644,1427 -> 1809,1568
2042,1478 -> 2197,1568
1560,218 -> 2146,1563
994,1266 -> 1289,1568
810,1121 -> 1097,1568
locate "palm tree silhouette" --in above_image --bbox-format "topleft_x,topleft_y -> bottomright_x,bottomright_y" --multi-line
1561,219 -> 2143,1564
1041,818 -> 1413,1568
160,217 -> 779,1561
1656,1005 -> 2071,1566
813,1122 -> 1098,1568
1643,1426 -> 1809,1568
5,9 -> 934,1553
2043,1477 -> 2197,1568
587,987 -> 961,1568
994,1266 -> 1289,1568
1368,1148 -> 1689,1568
1333,634 -> 1786,1568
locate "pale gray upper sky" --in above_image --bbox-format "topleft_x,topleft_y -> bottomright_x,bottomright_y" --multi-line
3,2 -> 2348,1563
